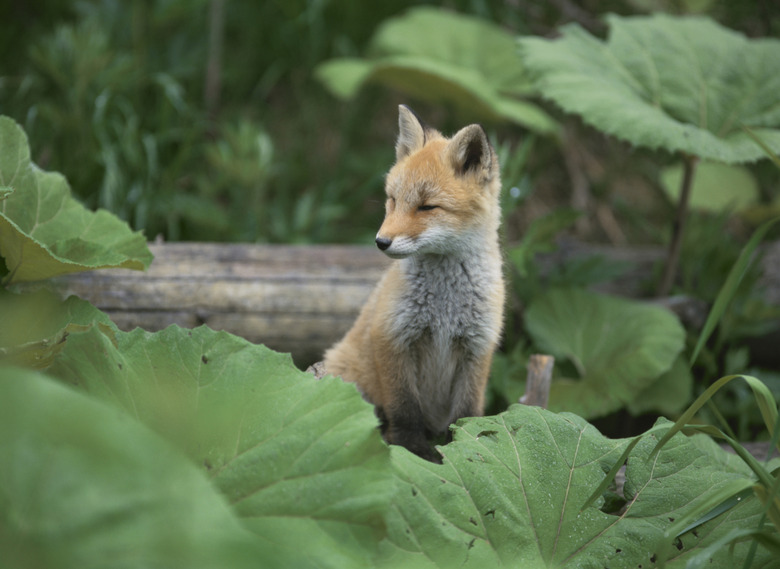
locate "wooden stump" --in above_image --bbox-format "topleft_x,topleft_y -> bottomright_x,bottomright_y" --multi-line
520,354 -> 554,409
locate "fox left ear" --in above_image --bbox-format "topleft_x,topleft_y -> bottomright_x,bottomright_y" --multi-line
446,124 -> 495,180
396,105 -> 426,162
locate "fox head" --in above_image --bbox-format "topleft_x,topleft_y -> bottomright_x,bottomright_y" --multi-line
375,105 -> 501,259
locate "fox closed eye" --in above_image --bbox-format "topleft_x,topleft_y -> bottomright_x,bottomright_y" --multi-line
417,204 -> 439,212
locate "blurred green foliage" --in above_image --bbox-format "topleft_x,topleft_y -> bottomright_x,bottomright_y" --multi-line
2,0 -> 779,437
1,0 -> 778,244
0,0 -> 425,242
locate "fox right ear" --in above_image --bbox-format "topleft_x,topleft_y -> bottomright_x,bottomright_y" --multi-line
395,105 -> 426,161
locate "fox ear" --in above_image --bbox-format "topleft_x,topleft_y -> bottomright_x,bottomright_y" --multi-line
396,105 -> 426,161
446,124 -> 495,180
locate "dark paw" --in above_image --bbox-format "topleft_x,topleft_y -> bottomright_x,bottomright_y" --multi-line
397,439 -> 441,463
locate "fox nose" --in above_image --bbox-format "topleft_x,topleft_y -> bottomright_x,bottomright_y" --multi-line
375,237 -> 392,251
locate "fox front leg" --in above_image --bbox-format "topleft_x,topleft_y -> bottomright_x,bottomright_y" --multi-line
382,390 -> 439,462
444,351 -> 493,440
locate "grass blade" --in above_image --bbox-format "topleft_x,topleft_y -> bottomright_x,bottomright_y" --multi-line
689,217 -> 780,367
672,484 -> 755,538
679,527 -> 780,569
579,426 -> 661,512
650,375 -> 741,457
680,424 -> 774,489
651,375 -> 779,459
753,484 -> 780,534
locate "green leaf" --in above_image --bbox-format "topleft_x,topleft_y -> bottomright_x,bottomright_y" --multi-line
316,7 -> 558,133
47,324 -> 394,569
0,366 -> 263,569
377,406 -> 773,567
627,355 -> 693,417
743,125 -> 780,169
520,14 -> 780,163
524,288 -> 686,418
661,161 -> 759,212
0,116 -> 153,285
0,289 -> 114,368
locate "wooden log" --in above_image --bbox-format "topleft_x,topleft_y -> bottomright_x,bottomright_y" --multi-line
42,239 -> 780,368
47,243 -> 390,367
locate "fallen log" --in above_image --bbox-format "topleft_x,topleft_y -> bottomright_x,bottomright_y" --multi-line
43,240 -> 779,367
48,243 -> 389,366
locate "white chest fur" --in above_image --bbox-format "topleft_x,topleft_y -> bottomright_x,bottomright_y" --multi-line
389,252 -> 502,431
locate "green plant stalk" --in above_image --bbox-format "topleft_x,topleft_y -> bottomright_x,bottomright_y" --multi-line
753,484 -> 780,534
658,154 -> 698,297
760,418 -> 780,532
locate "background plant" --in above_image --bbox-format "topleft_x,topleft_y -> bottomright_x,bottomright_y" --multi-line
316,6 -> 558,134
520,13 -> 780,296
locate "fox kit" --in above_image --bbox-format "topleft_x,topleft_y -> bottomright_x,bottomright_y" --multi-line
324,105 -> 505,460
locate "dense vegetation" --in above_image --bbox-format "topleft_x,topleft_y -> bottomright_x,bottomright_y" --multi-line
1,1 -> 777,242
2,1 -> 780,566
1,115 -> 779,564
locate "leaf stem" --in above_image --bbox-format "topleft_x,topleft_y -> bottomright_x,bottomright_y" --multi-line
657,155 -> 698,297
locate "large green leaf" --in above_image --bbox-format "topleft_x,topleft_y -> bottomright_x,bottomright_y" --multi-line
377,406 -> 773,568
627,355 -> 693,417
520,14 -> 780,163
316,7 -> 557,133
0,366 -> 263,569
47,324 -> 394,569
524,288 -> 686,418
0,116 -> 153,285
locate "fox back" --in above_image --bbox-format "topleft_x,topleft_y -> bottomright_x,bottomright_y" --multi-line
323,105 -> 505,461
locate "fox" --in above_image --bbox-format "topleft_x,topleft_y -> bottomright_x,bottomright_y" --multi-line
323,105 -> 505,461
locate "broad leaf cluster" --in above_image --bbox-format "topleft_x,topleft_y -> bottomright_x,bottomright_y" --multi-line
1,325 -> 775,567
316,7 -> 557,134
520,13 -> 780,163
